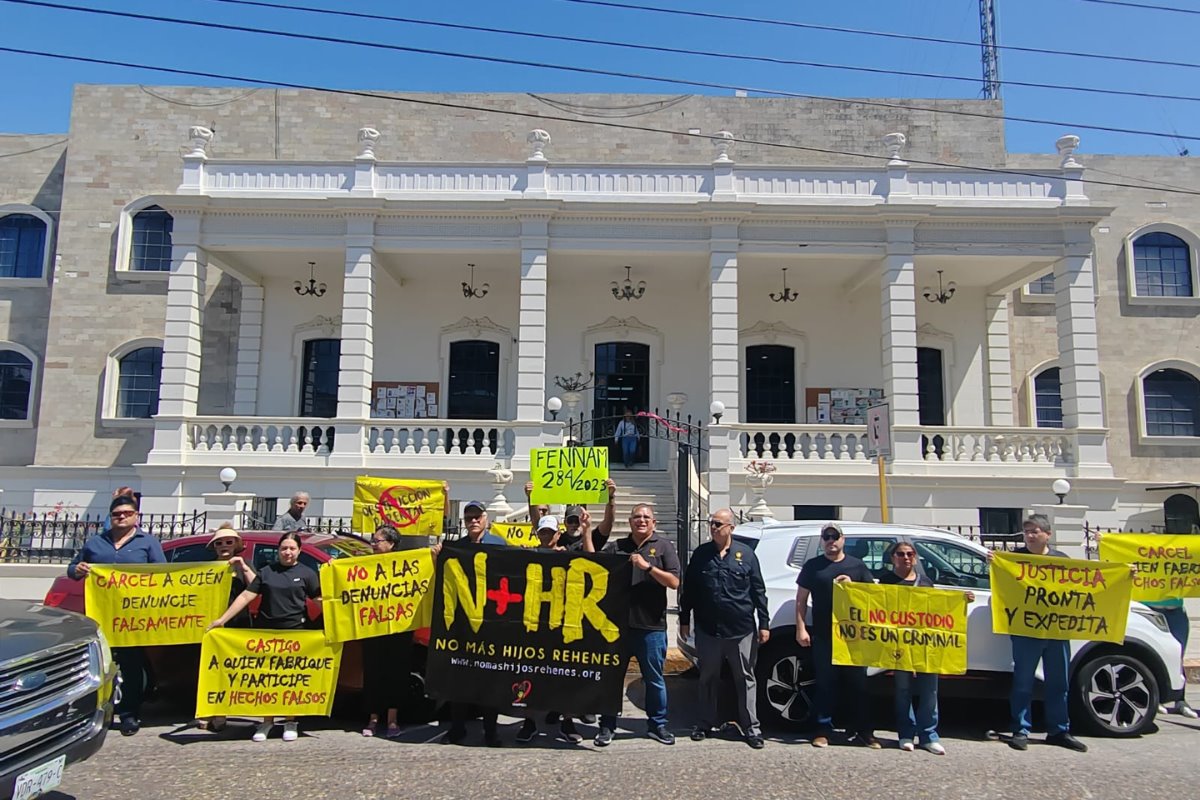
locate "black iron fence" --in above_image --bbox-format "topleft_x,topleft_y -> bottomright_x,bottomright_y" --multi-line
0,509 -> 208,564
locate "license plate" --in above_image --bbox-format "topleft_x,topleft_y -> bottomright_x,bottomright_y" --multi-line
13,755 -> 66,800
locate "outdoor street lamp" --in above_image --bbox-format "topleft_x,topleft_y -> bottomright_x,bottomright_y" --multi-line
546,396 -> 563,421
710,400 -> 725,424
219,467 -> 238,493
1052,478 -> 1071,505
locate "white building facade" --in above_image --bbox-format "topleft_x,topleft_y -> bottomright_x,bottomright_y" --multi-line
1,87 -> 1198,544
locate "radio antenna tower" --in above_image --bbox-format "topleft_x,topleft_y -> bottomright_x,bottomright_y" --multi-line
980,0 -> 1001,100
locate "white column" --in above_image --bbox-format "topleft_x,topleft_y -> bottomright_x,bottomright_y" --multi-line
516,215 -> 550,423
985,293 -> 1014,426
331,213 -> 376,464
149,209 -> 206,463
707,219 -> 740,511
1055,231 -> 1110,475
881,223 -> 922,461
233,284 -> 264,416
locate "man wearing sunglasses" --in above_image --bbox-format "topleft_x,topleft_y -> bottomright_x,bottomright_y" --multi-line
679,508 -> 770,749
67,493 -> 166,736
794,522 -> 879,749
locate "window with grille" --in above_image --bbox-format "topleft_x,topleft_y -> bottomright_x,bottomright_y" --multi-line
1034,367 -> 1063,428
1143,368 -> 1200,437
1133,232 -> 1193,297
117,346 -> 163,418
0,214 -> 47,278
746,344 -> 796,423
130,206 -> 174,272
0,349 -> 33,419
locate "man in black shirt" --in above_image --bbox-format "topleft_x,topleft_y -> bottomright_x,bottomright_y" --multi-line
585,502 -> 680,746
794,522 -> 879,748
679,507 -> 769,749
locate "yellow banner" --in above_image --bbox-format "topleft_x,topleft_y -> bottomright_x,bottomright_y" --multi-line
1099,534 -> 1200,602
319,550 -> 435,643
491,522 -> 540,549
831,583 -> 968,674
196,628 -> 341,718
85,563 -> 231,647
352,476 -> 444,536
529,447 -> 608,505
990,552 -> 1131,643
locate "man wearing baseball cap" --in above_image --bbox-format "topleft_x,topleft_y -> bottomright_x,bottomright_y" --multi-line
446,499 -> 508,745
525,478 -> 617,552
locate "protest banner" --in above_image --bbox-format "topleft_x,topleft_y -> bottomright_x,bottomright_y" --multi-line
1099,534 -> 1200,602
529,447 -> 608,505
352,476 -> 445,536
320,549 -> 435,643
196,628 -> 341,718
991,552 -> 1131,643
85,563 -> 231,647
490,522 -> 540,549
832,582 -> 968,674
425,544 -> 631,716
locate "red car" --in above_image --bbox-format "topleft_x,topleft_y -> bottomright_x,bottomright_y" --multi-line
43,531 -> 435,718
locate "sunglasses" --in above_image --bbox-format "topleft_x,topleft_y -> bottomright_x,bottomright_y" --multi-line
111,510 -> 138,519
708,520 -> 728,528
212,538 -> 239,547
820,532 -> 841,542
893,551 -> 917,559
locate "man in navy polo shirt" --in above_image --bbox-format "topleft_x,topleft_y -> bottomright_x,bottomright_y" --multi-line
67,493 -> 166,736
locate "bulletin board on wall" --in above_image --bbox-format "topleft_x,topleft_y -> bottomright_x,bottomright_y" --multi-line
805,387 -> 884,425
371,382 -> 440,419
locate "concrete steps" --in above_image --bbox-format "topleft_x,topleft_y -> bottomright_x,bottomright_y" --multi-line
609,469 -> 676,537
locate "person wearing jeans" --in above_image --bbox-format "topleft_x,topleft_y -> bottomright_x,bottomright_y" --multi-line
614,409 -> 639,469
1146,599 -> 1198,718
586,503 -> 681,746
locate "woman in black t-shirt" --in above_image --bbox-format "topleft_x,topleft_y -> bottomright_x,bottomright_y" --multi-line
210,532 -> 321,743
880,541 -> 971,756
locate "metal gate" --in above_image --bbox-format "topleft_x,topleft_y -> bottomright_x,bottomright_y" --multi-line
564,409 -> 708,567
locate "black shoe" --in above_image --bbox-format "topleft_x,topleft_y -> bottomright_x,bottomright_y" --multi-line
1009,732 -> 1029,751
444,725 -> 467,745
484,730 -> 504,748
647,725 -> 676,745
580,713 -> 597,724
746,733 -> 765,750
545,712 -> 561,725
558,718 -> 583,744
594,726 -> 614,747
119,715 -> 140,736
516,720 -> 537,743
1046,733 -> 1088,753
690,725 -> 711,741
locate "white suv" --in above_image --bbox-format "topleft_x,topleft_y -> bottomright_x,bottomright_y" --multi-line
678,520 -> 1186,737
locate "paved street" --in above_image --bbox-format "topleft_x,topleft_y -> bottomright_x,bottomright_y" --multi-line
48,680 -> 1200,800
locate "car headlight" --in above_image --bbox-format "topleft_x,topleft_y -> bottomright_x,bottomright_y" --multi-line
1132,605 -> 1170,633
92,627 -> 114,675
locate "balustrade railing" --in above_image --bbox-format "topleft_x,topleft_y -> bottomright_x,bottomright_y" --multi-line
914,427 -> 1071,464
189,419 -> 335,455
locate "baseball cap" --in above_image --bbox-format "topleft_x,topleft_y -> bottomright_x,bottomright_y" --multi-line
565,505 -> 584,522
463,500 -> 487,514
536,515 -> 559,533
821,522 -> 844,539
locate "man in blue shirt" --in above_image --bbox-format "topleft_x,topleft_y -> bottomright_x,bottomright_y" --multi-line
67,494 -> 166,735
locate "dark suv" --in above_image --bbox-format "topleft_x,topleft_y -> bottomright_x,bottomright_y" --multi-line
1,600 -> 119,800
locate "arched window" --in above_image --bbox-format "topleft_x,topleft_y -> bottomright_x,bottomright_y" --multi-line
1033,367 -> 1063,428
1164,494 -> 1200,534
1133,231 -> 1193,297
1143,368 -> 1200,437
0,214 -> 47,279
0,349 -> 33,420
130,206 -> 174,272
117,346 -> 163,418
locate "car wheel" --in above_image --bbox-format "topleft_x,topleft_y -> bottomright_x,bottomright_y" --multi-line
755,640 -> 815,729
1070,652 -> 1159,737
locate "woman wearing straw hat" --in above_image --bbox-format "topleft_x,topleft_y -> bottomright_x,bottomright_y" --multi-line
197,523 -> 256,732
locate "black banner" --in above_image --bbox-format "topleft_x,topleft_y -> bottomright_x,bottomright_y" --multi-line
426,544 -> 632,715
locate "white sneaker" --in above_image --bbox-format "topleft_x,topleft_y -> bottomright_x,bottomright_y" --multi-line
1175,703 -> 1199,719
922,741 -> 946,755
252,720 -> 273,742
282,722 -> 299,742
899,740 -> 915,752
1158,704 -> 1169,716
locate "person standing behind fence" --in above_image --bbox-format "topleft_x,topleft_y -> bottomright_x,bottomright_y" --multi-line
209,531 -> 321,742
679,507 -> 770,749
67,493 -> 165,736
614,408 -> 639,470
273,491 -> 311,531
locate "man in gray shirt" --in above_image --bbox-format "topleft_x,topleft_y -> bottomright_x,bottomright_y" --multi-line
273,491 -> 311,531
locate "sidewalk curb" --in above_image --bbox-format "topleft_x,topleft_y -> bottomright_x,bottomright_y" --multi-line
1185,659 -> 1200,684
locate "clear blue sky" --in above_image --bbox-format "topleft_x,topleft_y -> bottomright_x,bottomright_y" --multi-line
2,0 -> 1198,157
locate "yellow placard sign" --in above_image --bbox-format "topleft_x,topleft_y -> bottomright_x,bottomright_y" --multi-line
990,552 -> 1131,643
490,522 -> 540,548
529,447 -> 609,505
352,476 -> 445,536
319,549 -> 435,643
1099,534 -> 1200,602
196,628 -> 341,718
85,563 -> 231,647
832,582 -> 968,674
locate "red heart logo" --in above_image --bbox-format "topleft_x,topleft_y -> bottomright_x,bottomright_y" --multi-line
512,680 -> 532,703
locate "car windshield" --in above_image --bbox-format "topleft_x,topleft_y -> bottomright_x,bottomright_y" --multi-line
316,538 -> 374,559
